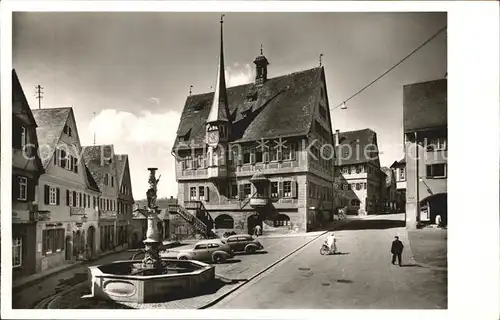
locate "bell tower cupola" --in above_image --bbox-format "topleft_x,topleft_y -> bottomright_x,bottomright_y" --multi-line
253,45 -> 269,86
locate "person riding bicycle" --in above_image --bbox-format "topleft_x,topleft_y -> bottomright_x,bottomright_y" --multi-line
325,232 -> 337,254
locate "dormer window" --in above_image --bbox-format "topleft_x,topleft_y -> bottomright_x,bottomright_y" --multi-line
63,125 -> 72,137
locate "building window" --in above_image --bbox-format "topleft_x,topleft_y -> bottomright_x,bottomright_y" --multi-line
271,182 -> 279,198
283,181 -> 292,198
243,149 -> 251,164
199,186 -> 205,201
427,137 -> 447,151
283,143 -> 295,161
351,183 -> 356,190
42,229 -> 64,255
17,176 -> 27,201
256,149 -> 263,162
356,183 -> 361,191
341,167 -> 348,174
49,187 -> 57,205
190,187 -> 197,200
104,174 -> 109,185
426,164 -> 446,178
13,237 -> 22,268
243,184 -> 252,198
20,126 -> 27,149
399,168 -> 406,180
230,182 -> 238,199
363,183 -> 367,189
270,148 -> 278,162
111,176 -> 114,187
351,199 -> 361,206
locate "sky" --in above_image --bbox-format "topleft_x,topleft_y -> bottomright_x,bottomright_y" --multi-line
12,12 -> 447,200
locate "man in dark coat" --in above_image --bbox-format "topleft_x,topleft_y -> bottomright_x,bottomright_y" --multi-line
391,236 -> 404,266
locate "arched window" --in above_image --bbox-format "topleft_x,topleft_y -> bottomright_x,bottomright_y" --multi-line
351,199 -> 361,206
274,214 -> 291,227
214,214 -> 234,229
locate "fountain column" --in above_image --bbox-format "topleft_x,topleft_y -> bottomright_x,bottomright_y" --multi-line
135,168 -> 162,271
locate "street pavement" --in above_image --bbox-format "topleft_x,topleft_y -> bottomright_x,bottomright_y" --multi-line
28,233 -> 333,309
213,214 -> 447,309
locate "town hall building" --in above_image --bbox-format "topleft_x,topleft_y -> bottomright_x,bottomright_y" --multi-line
171,17 -> 335,235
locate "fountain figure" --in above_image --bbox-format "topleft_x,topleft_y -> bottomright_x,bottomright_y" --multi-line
133,168 -> 163,271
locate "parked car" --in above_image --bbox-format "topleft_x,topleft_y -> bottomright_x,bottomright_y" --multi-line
163,239 -> 234,263
225,234 -> 264,254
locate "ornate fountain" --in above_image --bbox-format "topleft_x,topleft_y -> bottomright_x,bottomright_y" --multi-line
86,168 -> 215,304
132,168 -> 163,274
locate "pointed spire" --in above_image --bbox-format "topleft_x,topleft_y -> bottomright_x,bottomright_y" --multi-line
207,14 -> 230,123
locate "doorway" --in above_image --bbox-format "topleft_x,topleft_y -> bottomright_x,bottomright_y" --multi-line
87,226 -> 96,259
247,214 -> 262,235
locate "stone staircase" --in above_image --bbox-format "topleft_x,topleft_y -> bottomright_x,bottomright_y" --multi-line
168,201 -> 215,238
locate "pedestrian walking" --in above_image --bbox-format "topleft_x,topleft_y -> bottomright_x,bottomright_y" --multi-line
390,236 -> 404,267
254,224 -> 261,237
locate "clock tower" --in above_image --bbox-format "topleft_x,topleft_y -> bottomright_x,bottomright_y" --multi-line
206,15 -> 231,175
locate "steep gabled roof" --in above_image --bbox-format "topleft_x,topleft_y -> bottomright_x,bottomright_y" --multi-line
84,163 -> 100,192
114,154 -> 128,187
82,145 -> 110,188
390,158 -> 406,169
173,67 -> 323,149
335,128 -> 379,166
32,107 -> 72,168
12,70 -> 37,125
403,78 -> 447,132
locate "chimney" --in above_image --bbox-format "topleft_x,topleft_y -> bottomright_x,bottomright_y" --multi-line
335,130 -> 340,145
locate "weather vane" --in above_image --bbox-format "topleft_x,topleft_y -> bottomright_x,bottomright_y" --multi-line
220,14 -> 225,23
260,44 -> 264,55
319,54 -> 324,67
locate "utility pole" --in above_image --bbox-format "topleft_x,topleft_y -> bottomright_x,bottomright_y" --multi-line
35,85 -> 44,109
93,112 -> 97,146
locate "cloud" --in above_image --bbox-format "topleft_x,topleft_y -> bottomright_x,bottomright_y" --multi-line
82,109 -> 181,200
147,97 -> 160,105
225,63 -> 253,87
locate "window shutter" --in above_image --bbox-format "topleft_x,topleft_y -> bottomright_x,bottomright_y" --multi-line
12,175 -> 19,200
278,181 -> 284,198
291,181 -> 297,198
53,149 -> 58,166
66,190 -> 70,206
84,194 -> 87,208
238,185 -> 244,200
277,150 -> 283,161
205,186 -> 210,202
79,193 -> 83,207
56,188 -> 60,205
44,185 -> 50,204
27,178 -> 35,202
12,122 -> 21,148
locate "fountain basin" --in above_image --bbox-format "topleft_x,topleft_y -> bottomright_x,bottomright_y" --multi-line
88,259 -> 215,303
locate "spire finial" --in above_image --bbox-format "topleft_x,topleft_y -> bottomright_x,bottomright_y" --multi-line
189,85 -> 193,96
220,13 -> 225,23
319,53 -> 324,67
260,44 -> 263,55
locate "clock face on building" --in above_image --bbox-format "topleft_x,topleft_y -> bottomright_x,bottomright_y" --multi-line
207,130 -> 219,145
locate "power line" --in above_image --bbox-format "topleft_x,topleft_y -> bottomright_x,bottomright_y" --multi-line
331,25 -> 447,111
